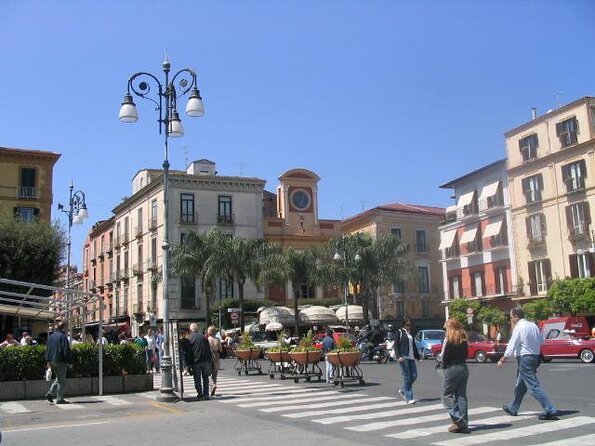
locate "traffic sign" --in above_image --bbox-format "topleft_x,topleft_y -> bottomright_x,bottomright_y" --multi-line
228,307 -> 242,313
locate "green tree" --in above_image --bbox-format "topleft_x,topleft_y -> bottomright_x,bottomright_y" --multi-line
0,216 -> 66,286
477,306 -> 506,333
547,277 -> 595,315
522,299 -> 552,322
446,298 -> 480,327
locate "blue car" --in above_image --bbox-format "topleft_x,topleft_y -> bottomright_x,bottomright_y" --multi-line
415,329 -> 446,358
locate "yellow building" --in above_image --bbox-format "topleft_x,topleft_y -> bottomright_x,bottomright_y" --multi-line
0,146 -> 60,223
506,97 -> 595,300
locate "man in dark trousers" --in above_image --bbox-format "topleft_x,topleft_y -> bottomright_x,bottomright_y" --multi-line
188,323 -> 212,400
45,321 -> 72,404
395,319 -> 421,404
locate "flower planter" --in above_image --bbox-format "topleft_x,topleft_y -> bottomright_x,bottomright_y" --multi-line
235,348 -> 261,361
289,350 -> 321,365
267,350 -> 292,363
326,351 -> 362,367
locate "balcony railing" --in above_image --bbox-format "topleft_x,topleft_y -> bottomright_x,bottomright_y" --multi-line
565,177 -> 586,194
132,263 -> 143,276
479,195 -> 504,212
17,186 -> 39,199
527,235 -> 546,249
146,258 -> 158,271
568,223 -> 589,240
179,212 -> 198,225
120,268 -> 130,280
135,226 -> 143,238
149,217 -> 158,231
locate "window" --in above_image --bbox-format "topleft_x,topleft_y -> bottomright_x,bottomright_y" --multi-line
449,275 -> 461,299
416,230 -> 427,252
495,267 -> 507,294
562,160 -> 587,193
393,280 -> 405,294
570,252 -> 593,278
137,207 -> 143,235
19,168 -> 37,199
180,277 -> 196,309
123,285 -> 129,314
395,301 -> 405,317
150,199 -> 158,229
123,250 -> 129,276
526,213 -> 547,243
519,134 -> 539,161
218,195 -> 233,224
137,282 -> 144,312
391,228 -> 402,239
472,271 -> 484,297
417,266 -> 430,293
566,202 -> 591,237
522,174 -> 543,204
151,281 -> 157,311
298,283 -> 313,299
556,117 -> 578,147
124,217 -> 129,241
528,259 -> 551,294
13,207 -> 39,223
219,278 -> 234,299
180,232 -> 191,245
151,237 -> 157,266
180,193 -> 195,223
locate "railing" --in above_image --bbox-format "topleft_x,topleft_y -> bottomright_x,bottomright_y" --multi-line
146,258 -> 158,271
17,186 -> 39,199
565,177 -> 586,193
479,195 -> 504,212
179,212 -> 198,224
149,217 -> 158,231
132,263 -> 143,276
568,223 -> 589,239
527,235 -> 546,249
120,268 -> 130,279
217,214 -> 234,225
135,226 -> 143,238
524,190 -> 542,204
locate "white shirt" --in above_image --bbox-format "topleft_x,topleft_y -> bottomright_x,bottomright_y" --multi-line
404,330 -> 415,360
503,318 -> 544,358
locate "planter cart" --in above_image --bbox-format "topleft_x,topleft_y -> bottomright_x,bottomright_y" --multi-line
234,348 -> 263,375
266,350 -> 294,379
327,351 -> 365,387
287,351 -> 323,383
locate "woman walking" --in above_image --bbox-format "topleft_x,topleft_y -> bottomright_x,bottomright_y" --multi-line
441,318 -> 470,434
207,326 -> 223,396
394,319 -> 420,404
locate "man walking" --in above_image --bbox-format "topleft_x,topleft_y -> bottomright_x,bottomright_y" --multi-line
498,308 -> 558,420
321,329 -> 336,385
188,323 -> 212,400
395,319 -> 420,404
45,321 -> 72,404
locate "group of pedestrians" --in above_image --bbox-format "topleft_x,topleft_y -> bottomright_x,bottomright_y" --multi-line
393,307 -> 558,435
0,331 -> 36,347
185,323 -> 222,400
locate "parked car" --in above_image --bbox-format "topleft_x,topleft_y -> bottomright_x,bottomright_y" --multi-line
415,329 -> 445,358
432,331 -> 506,363
541,328 -> 595,363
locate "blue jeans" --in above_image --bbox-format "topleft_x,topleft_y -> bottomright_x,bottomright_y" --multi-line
192,361 -> 210,397
507,355 -> 556,415
399,358 -> 418,401
442,363 -> 469,427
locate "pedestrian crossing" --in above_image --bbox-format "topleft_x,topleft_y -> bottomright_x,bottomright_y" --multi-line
0,395 -> 138,414
197,375 -> 595,445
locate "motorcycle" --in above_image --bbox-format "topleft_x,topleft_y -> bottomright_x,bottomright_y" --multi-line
357,339 -> 390,363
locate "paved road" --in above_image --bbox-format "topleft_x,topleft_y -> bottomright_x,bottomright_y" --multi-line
1,358 -> 593,446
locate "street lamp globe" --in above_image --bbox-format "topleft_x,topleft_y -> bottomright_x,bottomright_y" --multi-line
168,111 -> 184,137
118,93 -> 139,123
186,87 -> 205,117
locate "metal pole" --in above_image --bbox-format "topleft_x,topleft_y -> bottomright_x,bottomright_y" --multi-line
344,235 -> 349,330
157,58 -> 176,403
66,182 -> 73,344
98,299 -> 103,396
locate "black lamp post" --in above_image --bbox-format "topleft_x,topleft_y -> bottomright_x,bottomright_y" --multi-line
119,56 -> 205,403
333,235 -> 360,330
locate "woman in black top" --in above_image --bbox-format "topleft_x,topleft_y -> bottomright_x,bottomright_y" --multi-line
441,318 -> 469,434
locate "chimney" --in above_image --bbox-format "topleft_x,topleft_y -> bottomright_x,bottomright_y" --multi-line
531,107 -> 537,120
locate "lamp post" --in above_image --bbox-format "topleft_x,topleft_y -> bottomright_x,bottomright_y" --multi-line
333,235 -> 361,330
119,56 -> 205,403
58,181 -> 89,343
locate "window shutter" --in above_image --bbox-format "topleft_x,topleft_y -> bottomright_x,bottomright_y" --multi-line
556,122 -> 563,136
561,164 -> 570,182
525,216 -> 532,238
544,259 -> 552,282
570,118 -> 578,132
565,205 -> 573,228
540,214 -> 547,235
584,201 -> 591,225
522,177 -> 530,193
481,272 -> 486,296
471,273 -> 476,296
569,254 -> 579,278
537,174 -> 544,190
588,253 -> 595,277
528,261 -> 537,295
579,159 -> 587,178
448,277 -> 454,300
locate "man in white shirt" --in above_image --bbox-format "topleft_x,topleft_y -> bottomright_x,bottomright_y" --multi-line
498,308 -> 557,420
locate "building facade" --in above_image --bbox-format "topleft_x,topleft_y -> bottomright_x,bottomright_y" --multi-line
0,146 -> 60,223
506,97 -> 595,301
439,159 -> 517,320
341,203 -> 445,328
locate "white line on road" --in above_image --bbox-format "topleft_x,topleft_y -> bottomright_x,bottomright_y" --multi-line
431,416 -> 595,446
93,395 -> 134,406
2,421 -> 109,433
527,433 -> 595,446
238,392 -> 366,408
0,402 -> 31,413
218,387 -> 323,401
260,396 -> 391,413
314,403 -> 444,425
284,400 -> 407,418
54,403 -> 85,410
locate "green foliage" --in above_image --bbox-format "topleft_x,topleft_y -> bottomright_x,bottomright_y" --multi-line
547,277 -> 595,316
477,306 -> 506,327
522,299 -> 552,322
237,331 -> 256,350
294,330 -> 318,352
447,298 -> 481,325
332,335 -> 358,353
0,344 -> 146,381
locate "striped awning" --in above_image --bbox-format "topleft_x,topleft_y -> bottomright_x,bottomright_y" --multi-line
480,181 -> 500,200
457,191 -> 476,207
483,218 -> 503,238
439,229 -> 457,249
459,225 -> 479,244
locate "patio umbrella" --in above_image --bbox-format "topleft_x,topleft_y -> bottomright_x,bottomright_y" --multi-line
299,306 -> 339,325
259,306 -> 295,325
335,305 -> 371,322
265,322 -> 284,331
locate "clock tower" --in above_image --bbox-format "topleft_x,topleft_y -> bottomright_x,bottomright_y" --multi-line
277,168 -> 319,230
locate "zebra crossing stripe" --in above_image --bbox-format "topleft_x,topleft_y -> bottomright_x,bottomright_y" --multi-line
284,400 -> 407,419
431,416 -> 595,446
54,403 -> 85,410
0,402 -> 31,413
261,396 -> 392,413
528,433 -> 595,446
238,392 -> 366,408
219,388 -> 323,402
348,406 -> 498,432
386,411 -> 537,439
314,403 -> 444,425
93,395 -> 134,406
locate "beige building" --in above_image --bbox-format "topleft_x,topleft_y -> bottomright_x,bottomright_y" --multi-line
0,146 -> 60,223
506,97 -> 595,301
341,203 -> 445,328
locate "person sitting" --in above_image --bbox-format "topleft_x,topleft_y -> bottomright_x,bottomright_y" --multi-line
0,333 -> 19,348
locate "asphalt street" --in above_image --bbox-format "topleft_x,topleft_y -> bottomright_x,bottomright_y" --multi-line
1,358 -> 594,446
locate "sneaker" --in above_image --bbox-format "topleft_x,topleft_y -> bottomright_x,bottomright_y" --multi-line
448,423 -> 459,433
538,413 -> 558,421
45,394 -> 54,404
407,399 -> 416,404
398,389 -> 406,401
55,399 -> 71,405
502,405 -> 517,416
210,386 -> 217,396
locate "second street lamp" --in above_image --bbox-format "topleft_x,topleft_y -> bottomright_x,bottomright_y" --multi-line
119,56 -> 204,403
334,235 -> 360,330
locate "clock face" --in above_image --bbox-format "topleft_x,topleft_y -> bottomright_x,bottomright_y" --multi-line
291,190 -> 310,210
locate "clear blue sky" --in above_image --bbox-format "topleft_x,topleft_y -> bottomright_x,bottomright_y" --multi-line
1,1 -> 594,268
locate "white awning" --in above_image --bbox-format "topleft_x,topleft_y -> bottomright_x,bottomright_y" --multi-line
459,225 -> 479,244
483,219 -> 504,238
439,229 -> 458,249
480,181 -> 500,200
457,191 -> 476,207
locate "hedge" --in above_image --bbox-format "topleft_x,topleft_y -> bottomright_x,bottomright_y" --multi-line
0,344 -> 147,381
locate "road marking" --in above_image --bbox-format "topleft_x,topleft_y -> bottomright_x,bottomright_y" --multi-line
314,403 -> 444,425
138,392 -> 157,399
284,400 -> 407,418
0,402 -> 31,414
217,383 -> 284,391
219,387 -> 323,401
261,396 -> 392,413
93,395 -> 134,406
431,416 -> 595,446
348,406 -> 497,432
54,403 -> 85,410
238,392 -> 366,408
2,421 -> 109,433
386,409 -> 531,438
528,433 -> 595,446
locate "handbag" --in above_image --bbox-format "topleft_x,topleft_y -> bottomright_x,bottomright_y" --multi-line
45,367 -> 52,381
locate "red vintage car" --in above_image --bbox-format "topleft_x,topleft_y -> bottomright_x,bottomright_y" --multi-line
541,328 -> 595,363
431,331 -> 506,363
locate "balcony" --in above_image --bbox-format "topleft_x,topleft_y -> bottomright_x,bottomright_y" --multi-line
17,186 -> 39,199
443,246 -> 460,260
106,242 -> 114,257
90,254 -> 97,266
120,234 -> 130,246
132,263 -> 144,276
527,235 -> 546,250
479,195 -> 505,213
568,223 -> 589,242
89,280 -> 97,292
524,190 -> 542,205
98,250 -> 105,261
179,212 -> 198,225
149,217 -> 158,231
135,226 -> 143,239
565,177 -> 586,194
217,214 -> 234,225
146,258 -> 158,271
120,268 -> 130,280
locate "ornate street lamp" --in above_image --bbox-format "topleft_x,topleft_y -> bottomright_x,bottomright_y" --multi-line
58,181 -> 88,343
119,56 -> 205,403
333,235 -> 360,330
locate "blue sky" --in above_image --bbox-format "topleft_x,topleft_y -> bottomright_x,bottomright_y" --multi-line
1,1 -> 594,268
